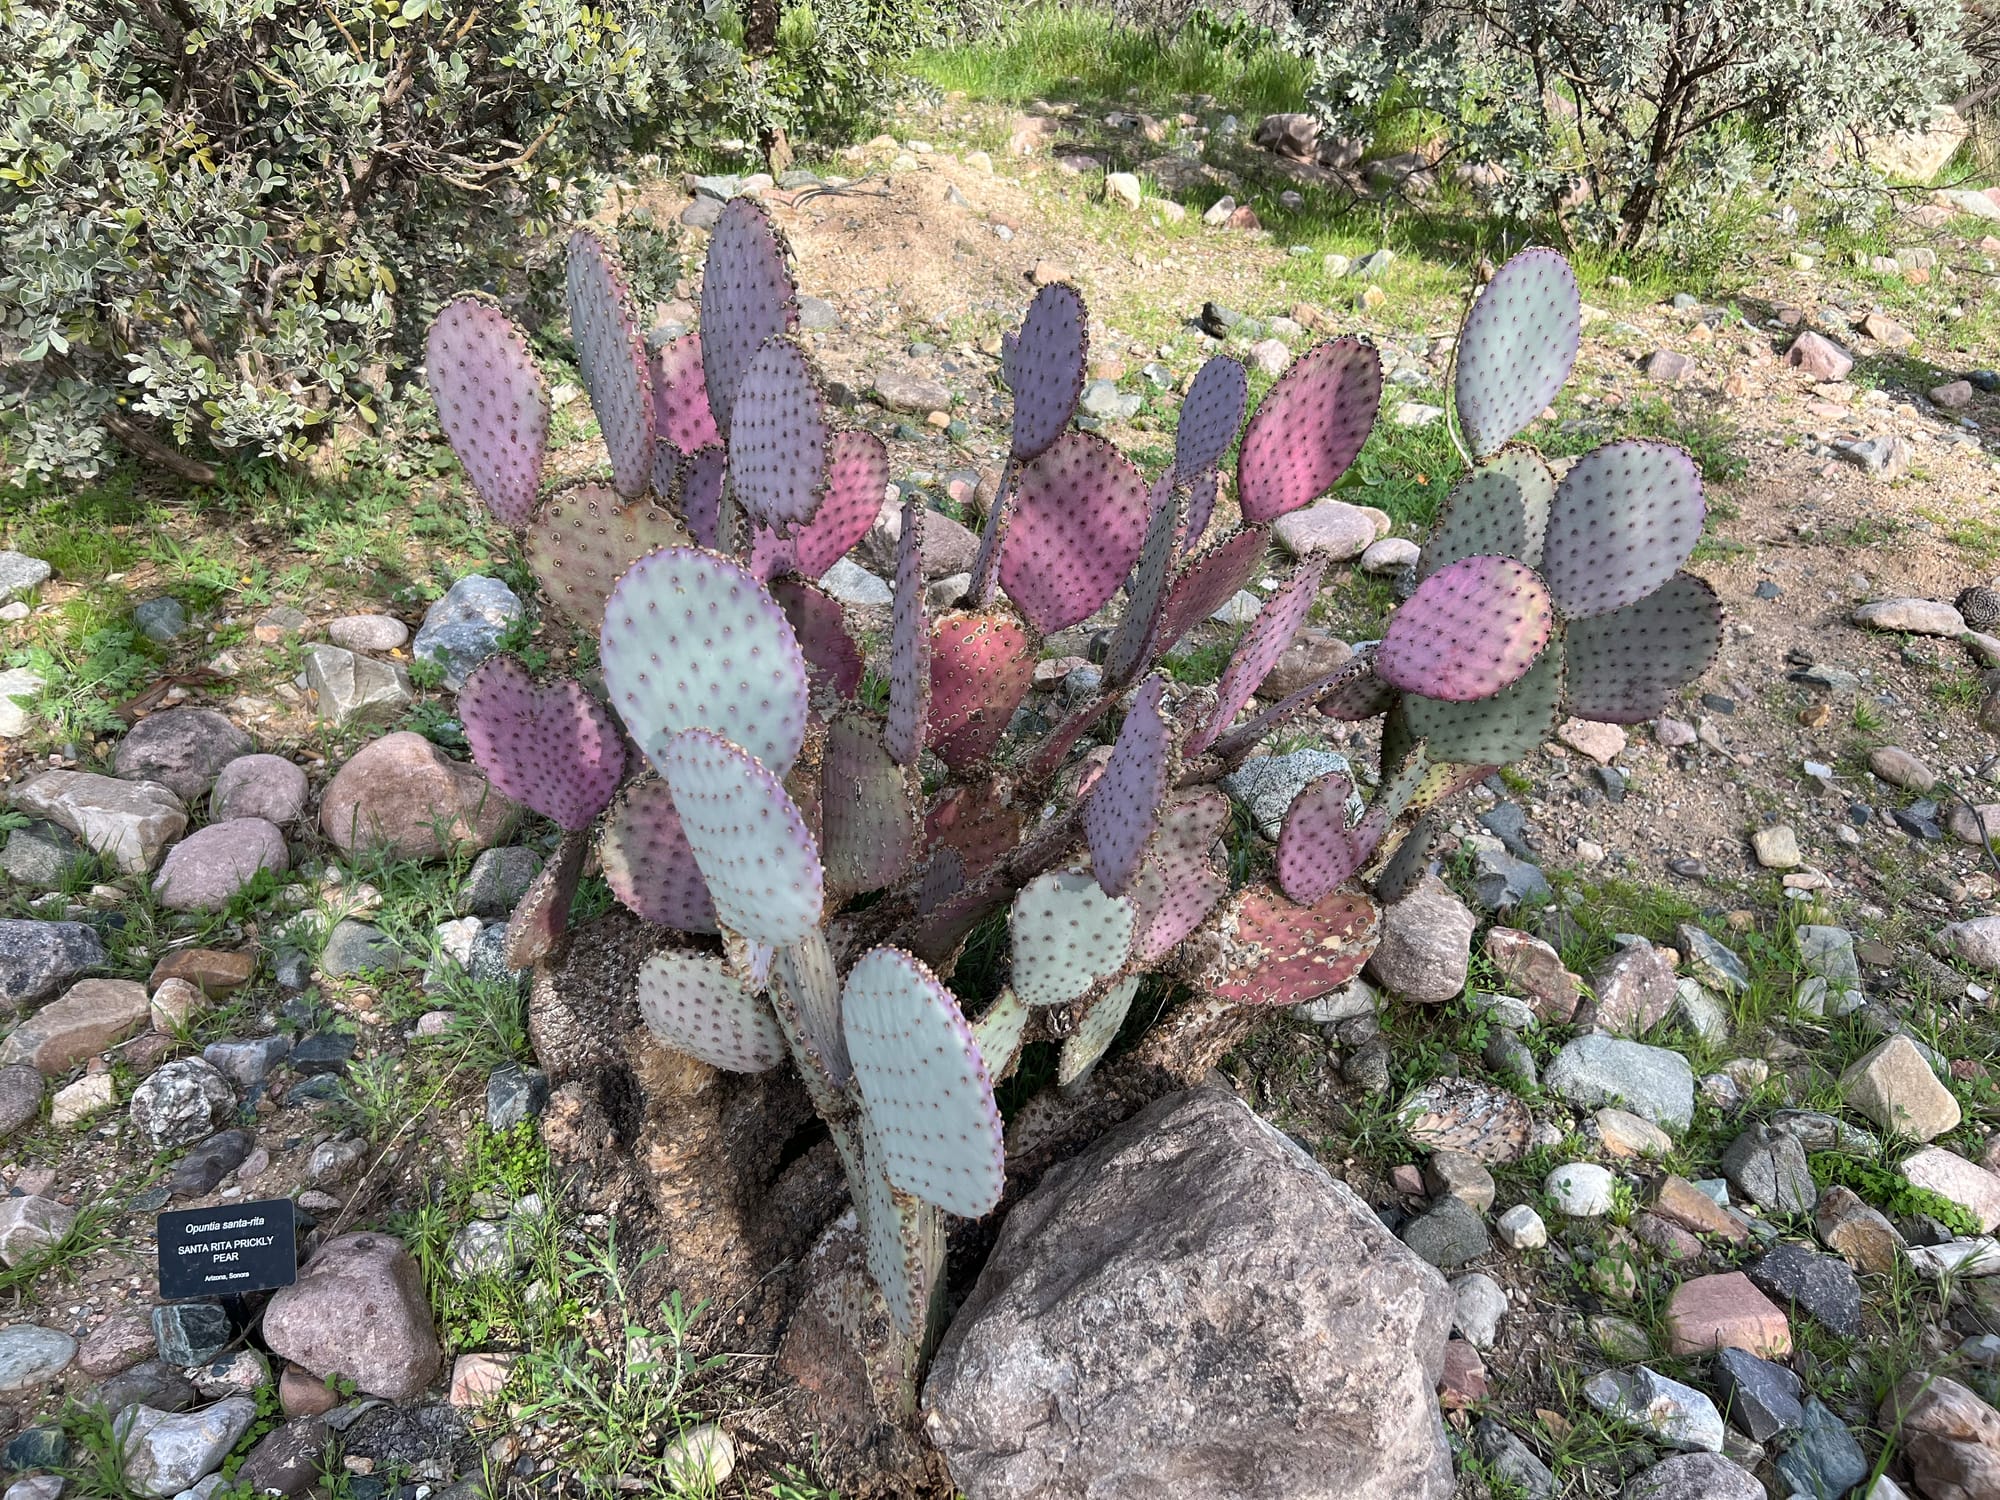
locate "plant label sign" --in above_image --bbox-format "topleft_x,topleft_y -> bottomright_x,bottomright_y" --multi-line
157,1199 -> 298,1299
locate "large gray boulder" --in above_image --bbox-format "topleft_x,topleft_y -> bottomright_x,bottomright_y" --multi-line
923,1087 -> 1454,1500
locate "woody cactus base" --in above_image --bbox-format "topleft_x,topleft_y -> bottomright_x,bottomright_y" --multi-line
426,213 -> 1720,1400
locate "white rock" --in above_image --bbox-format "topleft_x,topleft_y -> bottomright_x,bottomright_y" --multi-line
1545,1162 -> 1616,1217
1496,1204 -> 1547,1249
1450,1272 -> 1507,1350
0,669 -> 44,739
1359,538 -> 1420,575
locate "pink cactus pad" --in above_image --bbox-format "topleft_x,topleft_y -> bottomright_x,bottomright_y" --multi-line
600,546 -> 810,778
1176,355 -> 1248,477
1202,884 -> 1381,1006
1376,554 -> 1555,702
426,294 -> 549,528
599,778 -> 719,933
679,444 -> 728,550
1541,440 -> 1705,620
1027,696 -> 1114,782
745,521 -> 797,584
1318,654 -> 1397,721
1085,675 -> 1174,897
457,655 -> 625,832
998,432 -> 1150,634
1237,337 -> 1382,523
1275,772 -> 1379,905
794,431 -> 889,579
1126,790 -> 1231,967
501,829 -> 589,970
1189,557 -> 1327,755
636,949 -> 788,1073
1154,527 -> 1269,656
658,728 -> 823,947
885,496 -> 930,765
728,335 -> 828,536
1563,570 -> 1721,723
699,199 -> 799,438
565,229 -> 655,499
917,846 -> 966,916
821,715 -> 918,899
924,783 -> 1024,880
770,578 -> 864,700
927,609 -> 1035,770
1005,282 -> 1089,462
649,332 -> 722,455
843,945 -> 1005,1218
527,484 -> 692,633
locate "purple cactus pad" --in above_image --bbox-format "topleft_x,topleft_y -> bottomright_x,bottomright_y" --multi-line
1562,571 -> 1721,723
1005,282 -> 1089,462
1189,557 -> 1327,755
1274,772 -> 1373,905
1182,469 -> 1220,557
1175,355 -> 1249,477
1237,337 -> 1382,523
699,199 -> 799,439
650,332 -> 722,455
527,484 -> 692,633
1541,440 -> 1706,620
679,445 -> 728,550
1376,554 -> 1555,702
794,431 -> 890,579
770,578 -> 865,701
1154,527 -> 1270,657
426,295 -> 550,528
821,715 -> 918,899
599,778 -> 719,933
565,229 -> 656,499
924,784 -> 1023,881
1202,885 -> 1381,1007
1127,789 -> 1230,966
998,431 -> 1150,634
1104,472 -> 1183,687
728,335 -> 829,536
457,655 -> 625,832
1085,674 -> 1173,897
886,496 -> 930,764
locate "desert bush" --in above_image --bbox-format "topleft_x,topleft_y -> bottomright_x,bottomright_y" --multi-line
1288,0 -> 1973,252
0,0 -> 734,486
427,210 -> 1717,1383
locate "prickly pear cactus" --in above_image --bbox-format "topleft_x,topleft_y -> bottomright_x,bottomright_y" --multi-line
425,213 -> 1716,1369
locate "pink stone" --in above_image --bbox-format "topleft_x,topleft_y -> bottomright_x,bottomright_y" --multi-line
449,1351 -> 516,1408
1665,1272 -> 1791,1357
1590,943 -> 1679,1036
1784,331 -> 1854,382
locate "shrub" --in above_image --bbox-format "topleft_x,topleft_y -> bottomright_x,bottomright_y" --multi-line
430,216 -> 1716,1382
1287,0 -> 1973,253
0,0 -> 734,486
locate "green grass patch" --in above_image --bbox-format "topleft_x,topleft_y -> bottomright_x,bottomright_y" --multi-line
1811,1152 -> 1980,1236
907,5 -> 1307,116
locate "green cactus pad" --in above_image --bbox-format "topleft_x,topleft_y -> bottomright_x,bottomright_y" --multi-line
1011,869 -> 1135,1008
657,728 -> 823,947
528,484 -> 692,633
425,293 -> 549,528
1541,440 -> 1705,619
821,715 -> 918,899
1454,247 -> 1580,459
1404,631 -> 1566,764
1128,790 -> 1230,966
1103,473 -> 1182,687
565,230 -> 655,499
728,335 -> 829,536
1563,571 -> 1721,723
858,1119 -> 941,1340
600,546 -> 810,779
971,987 -> 1030,1082
843,946 -> 1005,1218
927,609 -> 1036,770
1058,975 -> 1141,1087
1197,884 -> 1381,1007
1085,674 -> 1174,897
1377,554 -> 1554,702
1418,448 -> 1555,578
1374,812 -> 1440,904
635,949 -> 788,1072
599,778 -> 719,933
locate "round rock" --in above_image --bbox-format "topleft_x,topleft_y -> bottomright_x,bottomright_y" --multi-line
0,1326 -> 75,1392
129,1059 -> 236,1149
326,615 -> 409,653
262,1232 -> 441,1400
320,732 -> 519,860
152,820 -> 289,912
210,756 -> 308,824
1546,1162 -> 1616,1217
113,709 -> 253,802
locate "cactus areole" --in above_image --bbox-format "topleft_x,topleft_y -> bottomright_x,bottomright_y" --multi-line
428,222 -> 1718,1370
